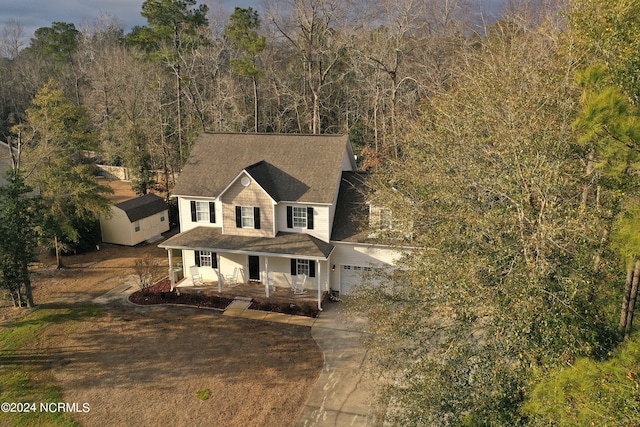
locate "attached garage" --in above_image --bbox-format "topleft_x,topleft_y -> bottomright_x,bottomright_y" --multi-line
339,265 -> 376,295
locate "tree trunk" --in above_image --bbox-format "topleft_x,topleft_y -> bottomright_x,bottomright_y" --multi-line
10,289 -> 19,307
624,259 -> 640,340
174,24 -> 184,165
619,264 -> 634,340
23,273 -> 34,308
15,286 -> 22,307
176,71 -> 183,164
253,77 -> 259,133
54,235 -> 65,269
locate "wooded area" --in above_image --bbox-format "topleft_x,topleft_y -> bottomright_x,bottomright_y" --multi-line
1,0 -> 640,424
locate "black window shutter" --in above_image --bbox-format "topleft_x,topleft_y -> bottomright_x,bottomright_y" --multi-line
195,251 -> 201,267
235,206 -> 242,228
212,253 -> 218,269
307,207 -> 314,229
290,259 -> 297,275
191,201 -> 197,222
209,202 -> 216,223
309,261 -> 316,277
286,206 -> 293,228
254,207 -> 260,229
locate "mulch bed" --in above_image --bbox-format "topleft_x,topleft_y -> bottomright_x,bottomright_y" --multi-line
128,278 -> 233,309
129,278 -> 321,317
249,300 -> 320,318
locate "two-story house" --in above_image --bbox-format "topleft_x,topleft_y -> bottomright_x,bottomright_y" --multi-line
159,133 -> 404,309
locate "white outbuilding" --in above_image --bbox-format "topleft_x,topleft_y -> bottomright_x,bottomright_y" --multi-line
100,193 -> 169,246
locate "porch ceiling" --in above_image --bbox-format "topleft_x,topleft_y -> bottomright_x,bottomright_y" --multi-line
158,226 -> 334,260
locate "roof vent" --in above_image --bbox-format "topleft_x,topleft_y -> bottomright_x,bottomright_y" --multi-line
241,177 -> 251,187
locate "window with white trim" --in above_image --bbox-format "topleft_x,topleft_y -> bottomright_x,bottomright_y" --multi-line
134,221 -> 140,232
241,206 -> 254,228
296,259 -> 310,276
293,206 -> 307,228
199,251 -> 213,268
196,201 -> 209,222
370,206 -> 393,230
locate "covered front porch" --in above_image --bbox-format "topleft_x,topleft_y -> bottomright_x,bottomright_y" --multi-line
159,226 -> 334,311
172,278 -> 328,308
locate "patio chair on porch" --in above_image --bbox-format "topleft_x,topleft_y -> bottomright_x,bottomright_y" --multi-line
225,267 -> 239,288
291,274 -> 307,295
190,265 -> 203,286
267,272 -> 276,291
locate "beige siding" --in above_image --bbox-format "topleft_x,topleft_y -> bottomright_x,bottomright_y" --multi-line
140,211 -> 170,240
221,174 -> 275,237
100,207 -> 133,245
100,207 -> 169,246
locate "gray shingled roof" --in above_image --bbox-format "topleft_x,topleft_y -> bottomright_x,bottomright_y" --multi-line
116,193 -> 167,222
330,171 -> 370,242
173,133 -> 353,203
159,226 -> 334,259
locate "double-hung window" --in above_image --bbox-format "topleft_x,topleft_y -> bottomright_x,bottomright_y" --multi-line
379,208 -> 392,229
290,259 -> 316,277
370,206 -> 392,230
199,251 -> 213,267
191,201 -> 216,223
241,207 -> 254,228
293,207 -> 307,228
196,201 -> 209,222
296,259 -> 309,276
235,206 -> 260,229
194,250 -> 217,268
286,206 -> 314,229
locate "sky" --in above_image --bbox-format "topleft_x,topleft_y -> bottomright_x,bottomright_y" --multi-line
0,0 -> 503,47
0,0 -> 256,44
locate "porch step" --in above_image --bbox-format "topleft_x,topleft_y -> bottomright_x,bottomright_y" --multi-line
234,296 -> 253,302
223,299 -> 252,316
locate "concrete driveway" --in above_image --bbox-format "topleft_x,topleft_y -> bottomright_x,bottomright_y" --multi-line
296,302 -> 379,426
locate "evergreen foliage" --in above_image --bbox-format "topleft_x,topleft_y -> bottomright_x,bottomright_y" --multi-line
15,79 -> 112,268
0,171 -> 39,307
524,332 -> 640,425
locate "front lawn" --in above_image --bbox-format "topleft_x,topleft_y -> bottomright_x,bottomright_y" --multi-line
0,305 -> 323,426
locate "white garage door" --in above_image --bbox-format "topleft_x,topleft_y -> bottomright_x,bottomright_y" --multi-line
340,265 -> 373,295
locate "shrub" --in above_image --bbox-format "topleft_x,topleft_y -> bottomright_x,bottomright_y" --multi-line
195,388 -> 211,401
280,303 -> 295,314
301,303 -> 315,316
259,302 -> 272,311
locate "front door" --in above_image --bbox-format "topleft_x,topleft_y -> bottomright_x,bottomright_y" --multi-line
248,256 -> 260,281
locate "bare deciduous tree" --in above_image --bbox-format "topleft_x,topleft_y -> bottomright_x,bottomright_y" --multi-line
134,253 -> 161,295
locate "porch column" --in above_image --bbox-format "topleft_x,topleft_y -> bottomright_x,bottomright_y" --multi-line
217,253 -> 222,293
317,260 -> 322,311
265,257 -> 270,298
168,250 -> 175,291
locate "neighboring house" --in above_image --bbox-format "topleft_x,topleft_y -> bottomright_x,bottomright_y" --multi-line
159,133 -> 405,309
100,193 -> 170,246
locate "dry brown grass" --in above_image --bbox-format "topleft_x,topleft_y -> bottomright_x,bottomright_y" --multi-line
0,181 -> 323,426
